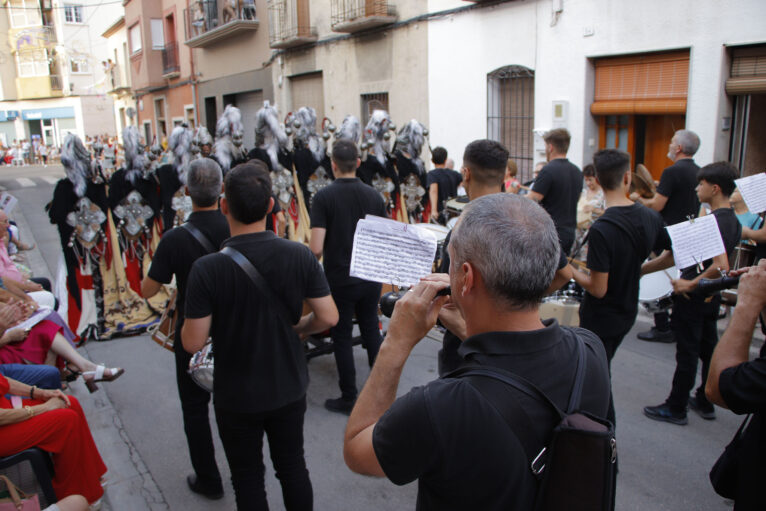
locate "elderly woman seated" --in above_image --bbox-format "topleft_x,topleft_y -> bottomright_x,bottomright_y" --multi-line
0,302 -> 123,392
0,374 -> 107,508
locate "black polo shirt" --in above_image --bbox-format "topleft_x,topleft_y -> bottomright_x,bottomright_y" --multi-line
580,203 -> 669,339
310,177 -> 387,288
532,158 -> 583,247
147,210 -> 230,323
656,158 -> 700,226
185,231 -> 331,412
719,342 -> 766,510
373,321 -> 610,511
426,168 -> 462,213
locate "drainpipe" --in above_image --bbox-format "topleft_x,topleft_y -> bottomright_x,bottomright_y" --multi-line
189,22 -> 198,126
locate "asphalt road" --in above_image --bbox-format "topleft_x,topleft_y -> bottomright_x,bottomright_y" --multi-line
7,163 -> 754,510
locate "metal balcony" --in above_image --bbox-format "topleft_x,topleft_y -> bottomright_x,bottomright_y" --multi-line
267,0 -> 317,49
330,0 -> 396,33
161,41 -> 180,78
183,0 -> 259,48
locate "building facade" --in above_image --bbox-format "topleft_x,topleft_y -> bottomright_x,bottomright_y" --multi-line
267,0 -> 429,152
0,0 -> 120,147
102,16 -> 137,142
428,0 -> 766,180
124,0 -> 195,146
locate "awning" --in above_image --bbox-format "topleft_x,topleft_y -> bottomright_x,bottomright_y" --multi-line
21,106 -> 75,120
0,111 -> 19,122
590,99 -> 687,115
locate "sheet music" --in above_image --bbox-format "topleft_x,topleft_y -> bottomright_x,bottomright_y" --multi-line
13,307 -> 52,332
350,215 -> 437,287
735,173 -> 766,214
0,192 -> 17,214
665,215 -> 726,270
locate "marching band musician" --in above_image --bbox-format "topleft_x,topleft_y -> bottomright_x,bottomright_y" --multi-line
643,162 -> 742,426
569,149 -> 668,426
142,158 -> 230,501
357,110 -> 400,220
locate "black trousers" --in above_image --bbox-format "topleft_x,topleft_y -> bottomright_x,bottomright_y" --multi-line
330,281 -> 383,400
653,310 -> 671,332
666,295 -> 720,411
215,397 -> 312,511
174,322 -> 222,489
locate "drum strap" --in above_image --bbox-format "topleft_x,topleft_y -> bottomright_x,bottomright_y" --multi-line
181,222 -> 216,253
220,246 -> 295,326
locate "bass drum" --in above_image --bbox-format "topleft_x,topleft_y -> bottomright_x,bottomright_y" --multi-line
638,266 -> 677,313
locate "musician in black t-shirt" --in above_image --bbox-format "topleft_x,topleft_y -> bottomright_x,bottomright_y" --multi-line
182,161 -> 338,510
310,139 -> 387,415
528,128 -> 582,255
633,129 -> 701,343
141,158 -> 230,500
570,149 -> 668,425
643,162 -> 742,425
426,147 -> 462,224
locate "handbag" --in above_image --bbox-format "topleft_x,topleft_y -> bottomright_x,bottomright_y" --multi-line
0,475 -> 41,511
709,414 -> 751,499
187,246 -> 293,392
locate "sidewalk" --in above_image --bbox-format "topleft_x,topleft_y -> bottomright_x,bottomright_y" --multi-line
13,197 -> 169,510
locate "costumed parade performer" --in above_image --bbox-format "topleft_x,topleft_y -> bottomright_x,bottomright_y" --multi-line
250,101 -> 299,239
191,126 -> 214,160
212,105 -> 248,175
157,125 -> 194,231
357,110 -> 401,220
291,107 -> 333,210
107,126 -> 168,313
394,119 -> 430,223
48,135 -> 157,341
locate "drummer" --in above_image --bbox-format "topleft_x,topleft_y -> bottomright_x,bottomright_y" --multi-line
309,139 -> 387,415
426,147 -> 462,225
569,149 -> 668,426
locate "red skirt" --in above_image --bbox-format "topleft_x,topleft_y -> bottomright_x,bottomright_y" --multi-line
0,320 -> 62,365
0,396 -> 107,503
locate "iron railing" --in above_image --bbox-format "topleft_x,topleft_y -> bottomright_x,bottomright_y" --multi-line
267,0 -> 314,45
184,0 -> 257,40
330,0 -> 390,26
487,65 -> 535,183
161,41 -> 180,75
49,74 -> 62,90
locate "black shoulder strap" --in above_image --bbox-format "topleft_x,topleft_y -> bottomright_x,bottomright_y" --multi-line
220,246 -> 294,326
447,335 -> 588,470
180,222 -> 216,254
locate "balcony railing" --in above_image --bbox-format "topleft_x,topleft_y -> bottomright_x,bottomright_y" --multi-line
161,41 -> 180,77
330,0 -> 396,33
50,74 -> 62,90
267,0 -> 316,49
183,0 -> 259,48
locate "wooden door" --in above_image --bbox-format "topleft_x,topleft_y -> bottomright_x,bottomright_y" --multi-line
643,115 -> 685,181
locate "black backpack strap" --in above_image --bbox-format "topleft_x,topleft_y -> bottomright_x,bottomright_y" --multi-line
220,246 -> 294,326
565,330 -> 587,413
180,222 -> 216,253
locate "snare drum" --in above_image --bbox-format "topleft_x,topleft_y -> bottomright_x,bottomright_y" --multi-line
540,296 -> 580,327
444,197 -> 468,220
188,341 -> 214,392
730,242 -> 756,271
638,266 -> 677,313
414,223 -> 450,269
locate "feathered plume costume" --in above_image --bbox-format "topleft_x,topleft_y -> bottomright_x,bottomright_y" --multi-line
394,120 -> 429,222
357,110 -> 400,218
213,105 -> 248,174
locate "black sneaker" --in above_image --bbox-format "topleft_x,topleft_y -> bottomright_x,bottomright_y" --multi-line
689,396 -> 716,420
325,396 -> 356,415
637,327 -> 674,343
187,475 -> 223,500
643,403 -> 688,425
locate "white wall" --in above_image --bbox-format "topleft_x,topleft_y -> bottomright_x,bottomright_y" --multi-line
428,0 -> 766,168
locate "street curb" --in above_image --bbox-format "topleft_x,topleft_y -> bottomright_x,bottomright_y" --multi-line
10,194 -> 169,510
